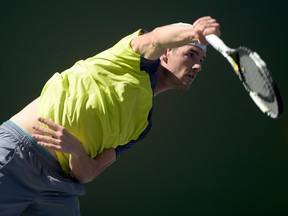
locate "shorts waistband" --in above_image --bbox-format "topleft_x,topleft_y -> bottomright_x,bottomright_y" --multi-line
4,120 -> 37,144
7,120 -> 56,159
1,120 -> 61,169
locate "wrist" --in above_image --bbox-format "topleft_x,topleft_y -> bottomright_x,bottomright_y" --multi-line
70,148 -> 87,159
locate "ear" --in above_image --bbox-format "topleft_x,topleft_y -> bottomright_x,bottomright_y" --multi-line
160,48 -> 171,64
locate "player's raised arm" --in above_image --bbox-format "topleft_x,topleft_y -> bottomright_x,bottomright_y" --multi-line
131,16 -> 220,60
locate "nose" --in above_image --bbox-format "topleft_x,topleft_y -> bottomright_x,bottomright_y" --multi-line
192,63 -> 202,73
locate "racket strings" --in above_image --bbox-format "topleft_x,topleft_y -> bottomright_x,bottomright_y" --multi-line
240,56 -> 274,98
237,49 -> 279,115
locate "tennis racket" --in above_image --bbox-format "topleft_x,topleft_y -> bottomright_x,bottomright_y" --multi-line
205,34 -> 284,118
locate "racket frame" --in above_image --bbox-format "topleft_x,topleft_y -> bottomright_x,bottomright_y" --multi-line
205,34 -> 282,118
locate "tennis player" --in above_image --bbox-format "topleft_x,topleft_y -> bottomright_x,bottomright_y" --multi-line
0,16 -> 220,215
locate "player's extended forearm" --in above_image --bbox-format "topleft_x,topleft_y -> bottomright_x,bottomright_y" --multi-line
133,25 -> 197,60
69,148 -> 116,183
151,24 -> 197,49
151,18 -> 219,49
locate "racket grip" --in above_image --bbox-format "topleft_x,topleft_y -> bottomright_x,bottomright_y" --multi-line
205,34 -> 231,53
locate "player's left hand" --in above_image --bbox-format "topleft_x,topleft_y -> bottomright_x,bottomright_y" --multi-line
32,117 -> 86,157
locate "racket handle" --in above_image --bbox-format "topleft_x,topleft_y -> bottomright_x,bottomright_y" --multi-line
205,34 -> 231,53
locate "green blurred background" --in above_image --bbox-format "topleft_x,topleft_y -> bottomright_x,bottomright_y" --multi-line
1,0 -> 287,215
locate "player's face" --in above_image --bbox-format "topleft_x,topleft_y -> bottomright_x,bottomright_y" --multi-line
165,45 -> 206,90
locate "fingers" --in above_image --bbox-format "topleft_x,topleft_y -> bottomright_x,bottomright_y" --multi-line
32,133 -> 60,145
32,124 -> 58,139
192,16 -> 221,44
32,117 -> 63,137
32,117 -> 62,146
32,134 -> 62,150
32,118 -> 64,150
37,117 -> 60,131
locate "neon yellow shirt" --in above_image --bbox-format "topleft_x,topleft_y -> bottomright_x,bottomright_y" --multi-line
38,29 -> 158,173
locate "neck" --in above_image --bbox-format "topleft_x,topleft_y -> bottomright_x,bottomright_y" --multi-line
154,69 -> 173,96
154,66 -> 186,96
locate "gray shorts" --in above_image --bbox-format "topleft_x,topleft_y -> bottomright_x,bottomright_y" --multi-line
0,120 -> 86,216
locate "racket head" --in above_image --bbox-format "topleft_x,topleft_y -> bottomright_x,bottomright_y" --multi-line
232,46 -> 284,118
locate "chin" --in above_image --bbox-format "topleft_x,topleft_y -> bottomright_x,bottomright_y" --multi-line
182,86 -> 191,91
177,82 -> 191,91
